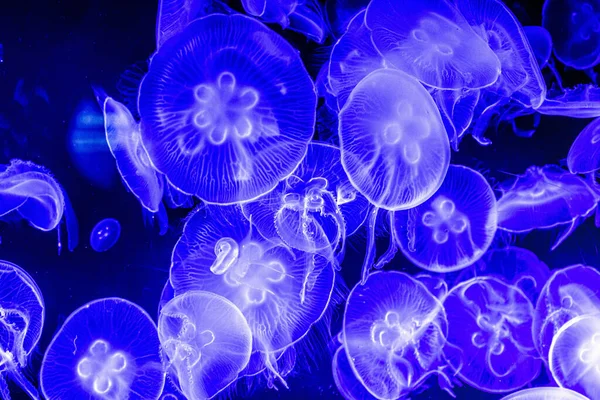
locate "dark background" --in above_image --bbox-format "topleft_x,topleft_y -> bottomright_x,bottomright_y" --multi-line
1,0 -> 599,398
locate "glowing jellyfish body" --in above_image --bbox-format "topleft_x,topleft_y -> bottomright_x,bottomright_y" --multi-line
568,117 -> 600,174
158,290 -> 252,400
343,271 -> 448,399
523,26 -> 553,68
90,218 -> 121,252
0,260 -> 44,399
365,0 -> 501,90
40,298 -> 165,400
543,0 -> 600,70
139,14 -> 316,204
394,165 -> 497,273
332,346 -> 377,400
443,276 -> 541,393
501,387 -> 590,400
538,84 -> 600,118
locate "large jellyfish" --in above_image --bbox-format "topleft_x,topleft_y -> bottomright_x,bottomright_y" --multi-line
343,271 -> 448,399
169,205 -> 335,382
568,117 -> 600,174
365,0 -> 501,90
543,0 -> 600,70
395,165 -> 497,273
496,165 -> 598,250
40,298 -> 165,400
332,345 -> 377,400
443,276 -> 541,393
523,26 -> 553,69
139,14 -> 317,205
0,260 -> 44,399
501,387 -> 590,400
158,290 -> 252,400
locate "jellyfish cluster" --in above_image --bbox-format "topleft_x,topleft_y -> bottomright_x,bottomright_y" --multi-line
5,0 -> 600,398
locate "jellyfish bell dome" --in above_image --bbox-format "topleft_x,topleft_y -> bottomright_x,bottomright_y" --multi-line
139,13 -> 316,205
500,387 -> 591,400
523,26 -> 553,69
568,117 -> 600,174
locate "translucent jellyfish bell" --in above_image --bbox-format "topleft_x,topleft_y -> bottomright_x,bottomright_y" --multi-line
523,26 -> 553,69
332,345 -> 377,400
0,260 -> 44,399
395,165 -> 497,273
90,218 -> 122,252
568,117 -> 600,174
543,0 -> 600,70
139,14 -> 317,204
365,0 -> 501,90
158,290 -> 252,400
343,271 -> 448,399
443,276 -> 541,393
500,387 -> 590,400
40,298 -> 165,400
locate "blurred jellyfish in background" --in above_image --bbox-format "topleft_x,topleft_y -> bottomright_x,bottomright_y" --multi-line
158,290 -> 252,400
332,345 -> 377,400
500,387 -> 590,400
40,297 -> 165,400
443,276 -> 541,393
568,117 -> 600,174
0,260 -> 44,399
89,218 -> 121,253
139,14 -> 317,205
343,271 -> 449,399
496,165 -> 598,250
524,26 -> 553,69
324,0 -> 369,38
395,165 -> 497,273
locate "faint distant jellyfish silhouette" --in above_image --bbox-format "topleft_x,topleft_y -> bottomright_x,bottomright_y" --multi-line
496,165 -> 598,250
523,26 -> 553,68
543,0 -> 600,69
500,387 -> 590,400
395,165 -> 497,273
40,298 -> 165,400
443,276 -> 541,393
568,117 -> 600,174
139,14 -> 316,204
90,218 -> 121,252
365,0 -> 501,90
0,260 -> 44,399
549,314 -> 600,399
158,290 -> 252,400
332,346 -> 377,400
343,271 -> 448,399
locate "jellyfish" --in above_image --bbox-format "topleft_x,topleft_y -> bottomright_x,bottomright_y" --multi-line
332,345 -> 377,400
549,314 -> 600,399
169,205 -> 335,383
500,387 -> 590,400
443,276 -> 541,393
158,290 -> 252,400
523,26 -> 553,69
365,0 -> 501,90
532,264 -> 600,364
89,218 -> 121,252
343,271 -> 448,399
538,84 -> 600,118
568,117 -> 600,174
496,165 -> 598,250
543,0 -> 600,70
394,165 -> 497,273
0,260 -> 44,399
40,297 -> 165,400
139,14 -> 317,205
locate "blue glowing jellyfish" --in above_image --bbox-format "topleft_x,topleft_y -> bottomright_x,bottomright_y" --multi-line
332,345 -> 377,400
543,0 -> 600,70
568,117 -> 600,174
501,387 -> 590,400
496,165 -> 598,250
365,0 -> 501,90
40,297 -> 165,400
90,218 -> 121,252
395,165 -> 497,273
169,205 -> 335,383
0,260 -> 44,399
139,14 -> 317,205
538,84 -> 600,118
532,264 -> 600,364
523,26 -> 553,69
443,276 -> 541,393
158,290 -> 252,400
343,271 -> 448,399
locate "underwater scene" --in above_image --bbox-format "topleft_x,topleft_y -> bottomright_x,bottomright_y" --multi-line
2,0 -> 600,399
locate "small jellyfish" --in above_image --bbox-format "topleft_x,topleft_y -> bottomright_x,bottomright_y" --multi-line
90,218 -> 121,252
332,345 -> 377,400
543,0 -> 600,70
538,84 -> 600,118
500,387 -> 590,400
158,290 -> 252,400
549,314 -> 600,399
40,298 -> 165,400
343,271 -> 448,399
395,165 -> 497,273
365,0 -> 501,90
523,26 -> 554,69
568,117 -> 600,174
139,14 -> 316,204
0,260 -> 44,399
443,276 -> 541,393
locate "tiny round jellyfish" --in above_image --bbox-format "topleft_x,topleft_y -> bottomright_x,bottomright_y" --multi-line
394,165 -> 497,273
523,26 -> 554,69
139,14 -> 316,204
332,345 -> 377,400
443,276 -> 541,393
343,271 -> 448,399
500,387 -> 590,400
365,0 -> 501,90
90,218 -> 121,252
568,117 -> 600,174
158,290 -> 252,400
40,297 -> 165,400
